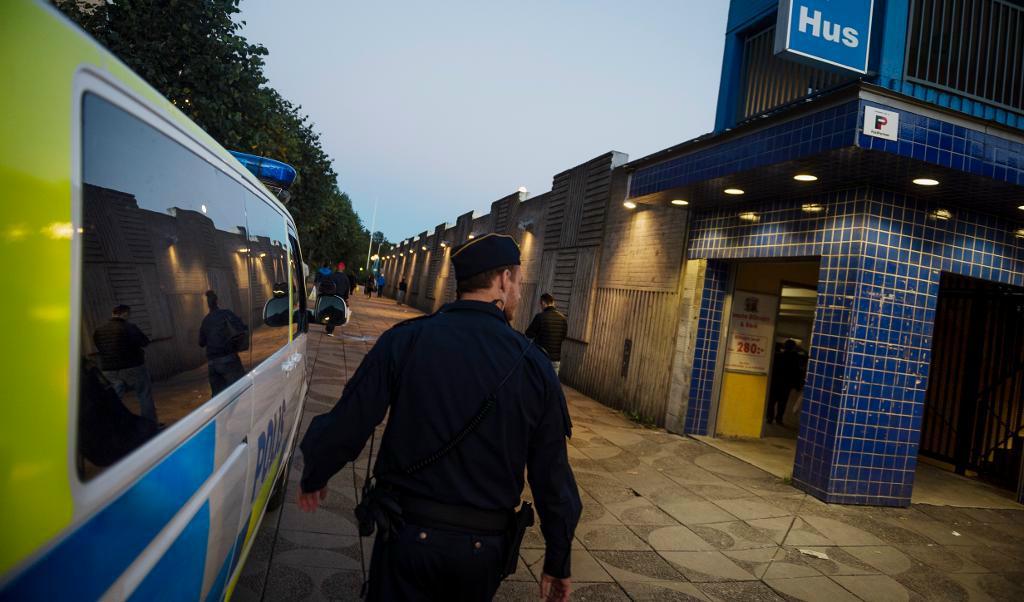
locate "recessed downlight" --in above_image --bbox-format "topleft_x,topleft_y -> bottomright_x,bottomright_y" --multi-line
623,201 -> 638,209
913,178 -> 940,186
931,209 -> 953,221
724,188 -> 745,195
802,203 -> 824,213
794,174 -> 818,182
1016,228 -> 1024,239
671,199 -> 689,206
1017,205 -> 1024,211
738,211 -> 759,222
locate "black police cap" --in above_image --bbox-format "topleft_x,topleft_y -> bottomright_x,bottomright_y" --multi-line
450,233 -> 521,281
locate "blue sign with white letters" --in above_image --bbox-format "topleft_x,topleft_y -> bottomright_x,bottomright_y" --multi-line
774,0 -> 874,74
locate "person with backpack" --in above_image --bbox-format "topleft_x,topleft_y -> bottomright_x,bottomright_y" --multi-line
198,290 -> 249,395
317,266 -> 353,336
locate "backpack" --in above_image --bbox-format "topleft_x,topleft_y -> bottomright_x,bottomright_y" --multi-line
224,315 -> 250,352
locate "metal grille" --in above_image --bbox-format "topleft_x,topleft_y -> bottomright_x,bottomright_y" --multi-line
740,25 -> 853,119
905,0 -> 1024,113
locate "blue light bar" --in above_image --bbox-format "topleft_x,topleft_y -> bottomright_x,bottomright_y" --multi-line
229,151 -> 298,191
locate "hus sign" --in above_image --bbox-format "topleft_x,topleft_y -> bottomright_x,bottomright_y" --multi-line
775,0 -> 874,74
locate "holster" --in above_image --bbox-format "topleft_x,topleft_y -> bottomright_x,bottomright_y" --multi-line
353,480 -> 404,540
501,501 -> 535,579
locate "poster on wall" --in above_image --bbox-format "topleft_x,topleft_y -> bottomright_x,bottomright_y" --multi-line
723,291 -> 779,374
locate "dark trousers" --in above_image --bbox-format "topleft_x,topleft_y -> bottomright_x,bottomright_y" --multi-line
767,387 -> 790,423
208,354 -> 245,395
366,523 -> 505,601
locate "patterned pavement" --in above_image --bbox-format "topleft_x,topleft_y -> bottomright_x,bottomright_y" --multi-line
234,297 -> 1024,601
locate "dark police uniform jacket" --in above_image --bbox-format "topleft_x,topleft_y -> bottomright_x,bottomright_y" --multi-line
299,299 -> 582,578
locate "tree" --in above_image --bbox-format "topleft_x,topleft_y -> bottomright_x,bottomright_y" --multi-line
55,0 -> 375,267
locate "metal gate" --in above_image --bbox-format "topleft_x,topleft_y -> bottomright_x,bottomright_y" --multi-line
920,273 -> 1024,502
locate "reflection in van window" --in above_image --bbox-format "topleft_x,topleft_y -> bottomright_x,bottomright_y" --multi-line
78,93 -> 290,478
244,194 -> 291,368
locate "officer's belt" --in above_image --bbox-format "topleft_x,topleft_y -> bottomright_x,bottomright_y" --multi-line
400,495 -> 510,535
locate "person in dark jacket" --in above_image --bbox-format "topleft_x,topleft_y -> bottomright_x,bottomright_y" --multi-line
199,290 -> 248,395
397,277 -> 408,305
767,339 -> 804,425
526,293 -> 569,375
92,304 -> 157,423
298,234 -> 581,602
322,268 -> 353,337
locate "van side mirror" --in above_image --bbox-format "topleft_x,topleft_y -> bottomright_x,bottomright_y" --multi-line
315,295 -> 348,326
263,296 -> 289,327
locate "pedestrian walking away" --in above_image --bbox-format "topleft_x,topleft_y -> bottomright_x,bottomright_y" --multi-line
396,277 -> 408,305
198,290 -> 249,395
767,339 -> 804,426
376,273 -> 385,297
525,292 -> 568,376
324,266 -> 353,336
298,233 -> 581,601
92,304 -> 158,423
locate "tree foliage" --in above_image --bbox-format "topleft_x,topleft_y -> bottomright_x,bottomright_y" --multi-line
54,0 -> 387,267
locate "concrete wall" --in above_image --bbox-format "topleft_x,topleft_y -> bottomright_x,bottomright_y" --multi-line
380,151 -> 698,425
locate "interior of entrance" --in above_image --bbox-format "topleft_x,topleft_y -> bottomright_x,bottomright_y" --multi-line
918,273 -> 1024,505
713,260 -> 819,440
697,268 -> 1023,509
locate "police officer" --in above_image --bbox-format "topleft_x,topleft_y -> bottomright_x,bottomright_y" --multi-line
298,233 -> 581,601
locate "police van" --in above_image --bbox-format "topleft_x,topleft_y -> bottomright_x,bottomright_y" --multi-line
0,2 -> 332,599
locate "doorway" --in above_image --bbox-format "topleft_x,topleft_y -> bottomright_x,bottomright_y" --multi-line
713,260 -> 819,439
920,273 -> 1024,503
764,283 -> 815,437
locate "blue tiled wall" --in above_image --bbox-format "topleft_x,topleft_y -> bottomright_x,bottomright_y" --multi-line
685,188 -> 1024,506
632,99 -> 1024,199
859,100 -> 1024,187
684,260 -> 730,435
631,101 -> 860,198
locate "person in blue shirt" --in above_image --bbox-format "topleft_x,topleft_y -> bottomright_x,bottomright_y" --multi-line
298,233 -> 581,601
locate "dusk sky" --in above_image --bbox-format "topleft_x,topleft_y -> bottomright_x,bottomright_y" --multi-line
239,1 -> 730,241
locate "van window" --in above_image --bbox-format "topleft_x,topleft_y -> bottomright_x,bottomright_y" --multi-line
289,234 -> 306,337
78,93 -> 284,479
244,195 -> 291,366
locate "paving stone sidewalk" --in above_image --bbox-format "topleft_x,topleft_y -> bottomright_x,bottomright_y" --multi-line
235,297 -> 1024,601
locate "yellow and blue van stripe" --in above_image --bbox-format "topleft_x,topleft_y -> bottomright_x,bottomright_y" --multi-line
4,423 -> 215,600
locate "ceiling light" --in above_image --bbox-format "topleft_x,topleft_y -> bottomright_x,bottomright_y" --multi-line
421,245 -> 427,251
793,174 -> 818,182
913,178 -> 940,186
623,201 -> 637,209
931,209 -> 953,220
802,203 -> 824,213
738,212 -> 759,222
1015,229 -> 1024,239
1017,205 -> 1024,211
724,188 -> 745,195
671,199 -> 689,206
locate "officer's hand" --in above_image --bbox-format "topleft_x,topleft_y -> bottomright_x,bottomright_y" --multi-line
540,574 -> 571,601
297,488 -> 327,512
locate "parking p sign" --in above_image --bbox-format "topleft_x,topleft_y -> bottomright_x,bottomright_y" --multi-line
775,0 -> 874,74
